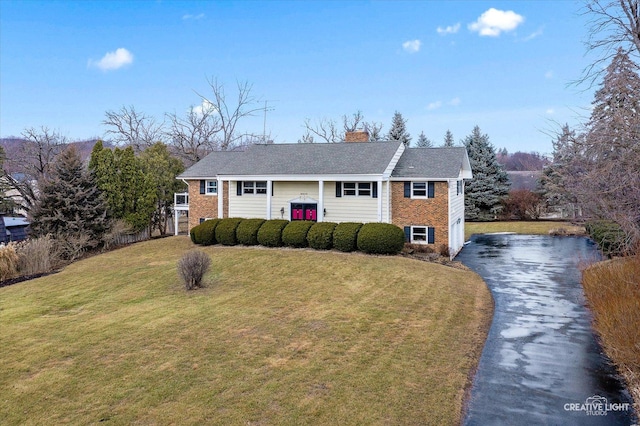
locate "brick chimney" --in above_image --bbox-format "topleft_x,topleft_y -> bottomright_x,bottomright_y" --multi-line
345,130 -> 370,142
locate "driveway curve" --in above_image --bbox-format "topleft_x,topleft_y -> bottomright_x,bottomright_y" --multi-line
456,234 -> 637,426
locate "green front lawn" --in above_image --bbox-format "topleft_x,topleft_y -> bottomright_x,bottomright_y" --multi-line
0,237 -> 492,425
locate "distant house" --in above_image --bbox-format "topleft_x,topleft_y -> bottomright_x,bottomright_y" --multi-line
0,216 -> 29,244
175,131 -> 473,257
507,171 -> 542,191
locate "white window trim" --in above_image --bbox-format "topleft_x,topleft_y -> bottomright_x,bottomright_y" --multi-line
411,181 -> 434,199
205,180 -> 218,195
243,181 -> 268,195
410,225 -> 434,244
343,182 -> 372,197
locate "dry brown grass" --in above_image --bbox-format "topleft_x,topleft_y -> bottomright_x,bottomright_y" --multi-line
582,255 -> 640,414
0,237 -> 492,425
465,221 -> 586,240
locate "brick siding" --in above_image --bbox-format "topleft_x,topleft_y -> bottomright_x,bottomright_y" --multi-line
390,181 -> 449,246
187,180 -> 231,230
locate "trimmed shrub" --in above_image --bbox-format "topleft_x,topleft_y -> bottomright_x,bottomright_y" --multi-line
178,250 -> 211,290
357,223 -> 405,255
307,222 -> 337,250
215,218 -> 243,246
0,244 -> 19,282
199,219 -> 222,246
333,222 -> 363,252
236,218 -> 266,246
257,219 -> 289,247
282,221 -> 314,248
190,226 -> 199,244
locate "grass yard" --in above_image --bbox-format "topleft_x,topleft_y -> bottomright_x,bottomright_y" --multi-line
0,237 -> 492,425
465,221 -> 586,240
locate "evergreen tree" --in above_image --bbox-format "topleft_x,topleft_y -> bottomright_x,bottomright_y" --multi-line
139,142 -> 186,235
89,142 -> 156,232
538,125 -> 581,217
415,131 -> 433,147
387,111 -> 412,146
29,145 -> 108,246
463,126 -> 510,221
577,48 -> 640,249
442,129 -> 455,147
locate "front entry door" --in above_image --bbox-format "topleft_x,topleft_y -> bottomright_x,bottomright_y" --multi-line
291,203 -> 317,221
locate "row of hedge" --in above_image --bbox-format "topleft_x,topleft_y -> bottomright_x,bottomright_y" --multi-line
190,218 -> 405,255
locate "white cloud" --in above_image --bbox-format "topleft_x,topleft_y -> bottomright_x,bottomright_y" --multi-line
468,8 -> 524,37
545,70 -> 554,79
183,13 -> 205,20
427,101 -> 442,111
437,22 -> 461,35
88,48 -> 133,71
523,26 -> 544,41
402,39 -> 422,53
546,108 -> 555,114
192,99 -> 217,116
448,97 -> 461,106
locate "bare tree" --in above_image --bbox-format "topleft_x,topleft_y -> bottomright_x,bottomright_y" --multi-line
301,111 -> 384,143
580,0 -> 640,85
103,106 -> 165,152
2,127 -> 67,213
165,106 -> 221,166
197,78 -> 264,151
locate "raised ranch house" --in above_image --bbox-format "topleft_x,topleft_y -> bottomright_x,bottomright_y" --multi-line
175,131 -> 472,256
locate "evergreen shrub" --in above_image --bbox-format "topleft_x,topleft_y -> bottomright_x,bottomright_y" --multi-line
585,220 -> 626,256
199,219 -> 222,245
357,223 -> 405,255
333,222 -> 363,252
236,218 -> 266,246
257,220 -> 289,247
215,218 -> 243,246
307,222 -> 337,250
282,221 -> 314,248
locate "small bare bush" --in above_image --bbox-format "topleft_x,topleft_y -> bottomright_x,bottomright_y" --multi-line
178,250 -> 211,290
0,244 -> 19,281
55,233 -> 91,262
16,235 -> 57,276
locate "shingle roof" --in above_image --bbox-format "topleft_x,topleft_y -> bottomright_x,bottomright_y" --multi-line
391,147 -> 469,179
178,141 -> 404,178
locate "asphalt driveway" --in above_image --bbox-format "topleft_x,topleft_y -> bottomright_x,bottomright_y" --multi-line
456,234 -> 637,425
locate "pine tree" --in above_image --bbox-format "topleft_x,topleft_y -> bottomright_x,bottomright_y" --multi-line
416,131 -> 433,147
387,111 -> 412,146
463,126 -> 510,221
538,125 -> 581,217
29,145 -> 109,247
578,48 -> 640,249
442,129 -> 455,147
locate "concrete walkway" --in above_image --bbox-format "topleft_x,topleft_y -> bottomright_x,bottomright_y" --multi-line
456,234 -> 637,426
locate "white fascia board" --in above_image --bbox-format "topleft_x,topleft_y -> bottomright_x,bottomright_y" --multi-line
389,177 -> 451,182
382,142 -> 406,179
220,174 -> 383,182
177,176 -> 218,180
461,151 -> 473,179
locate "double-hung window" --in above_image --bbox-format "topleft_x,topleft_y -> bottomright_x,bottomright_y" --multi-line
343,182 -> 371,196
404,181 -> 435,198
243,181 -> 267,195
206,180 -> 217,195
406,226 -> 435,244
200,179 -> 218,195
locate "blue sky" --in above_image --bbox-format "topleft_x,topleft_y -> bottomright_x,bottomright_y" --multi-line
1,1 -> 598,154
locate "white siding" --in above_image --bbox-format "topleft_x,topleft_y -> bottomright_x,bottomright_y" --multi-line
448,179 -> 466,256
228,181 -> 269,218
270,181 -> 319,220
323,181 -> 382,223
228,180 -> 390,223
